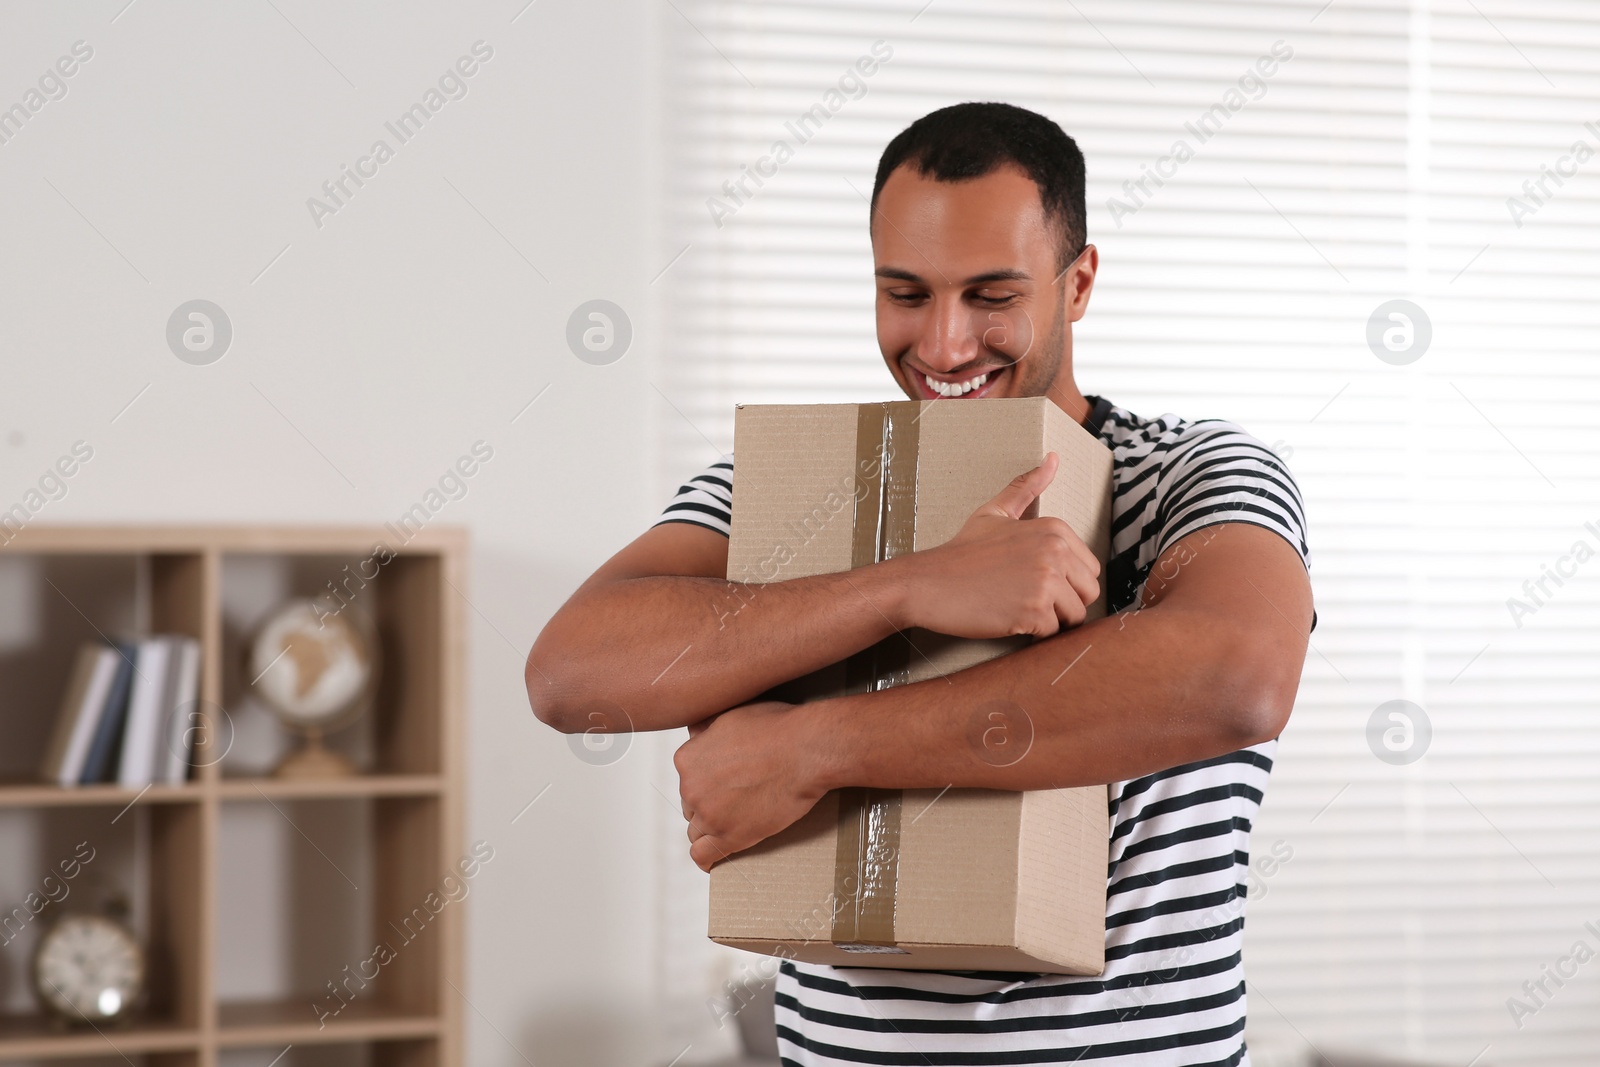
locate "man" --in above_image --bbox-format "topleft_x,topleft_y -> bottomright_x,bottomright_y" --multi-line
529,102 -> 1315,1065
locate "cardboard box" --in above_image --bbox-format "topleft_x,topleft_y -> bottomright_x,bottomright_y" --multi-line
711,396 -> 1114,974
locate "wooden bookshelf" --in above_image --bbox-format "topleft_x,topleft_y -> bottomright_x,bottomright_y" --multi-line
0,526 -> 466,1067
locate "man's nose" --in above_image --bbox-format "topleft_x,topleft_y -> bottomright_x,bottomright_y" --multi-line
916,296 -> 982,373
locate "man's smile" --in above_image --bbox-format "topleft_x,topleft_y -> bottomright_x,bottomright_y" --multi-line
908,362 -> 1009,400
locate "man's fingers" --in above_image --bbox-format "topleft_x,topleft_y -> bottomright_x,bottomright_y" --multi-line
1051,580 -> 1089,631
984,452 -> 1059,520
1062,562 -> 1099,613
1060,526 -> 1099,577
1043,569 -> 1097,630
690,836 -> 727,873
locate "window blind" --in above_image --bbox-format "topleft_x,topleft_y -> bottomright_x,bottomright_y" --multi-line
651,2 -> 1600,1062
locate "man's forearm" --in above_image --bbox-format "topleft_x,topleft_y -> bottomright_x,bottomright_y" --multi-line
529,557 -> 917,733
800,602 -> 1297,794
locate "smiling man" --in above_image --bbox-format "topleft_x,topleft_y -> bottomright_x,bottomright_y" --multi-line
528,102 -> 1315,1066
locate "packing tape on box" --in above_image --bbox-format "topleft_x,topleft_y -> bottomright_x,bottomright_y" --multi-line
831,401 -> 921,948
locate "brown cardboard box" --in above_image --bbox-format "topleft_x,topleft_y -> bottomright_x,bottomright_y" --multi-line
711,396 -> 1114,974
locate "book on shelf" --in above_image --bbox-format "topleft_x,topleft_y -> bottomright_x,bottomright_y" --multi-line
161,637 -> 202,785
116,637 -> 173,787
36,636 -> 202,788
79,641 -> 135,785
37,644 -> 121,786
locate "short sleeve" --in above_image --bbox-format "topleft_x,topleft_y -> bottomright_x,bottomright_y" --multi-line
1155,421 -> 1316,631
651,453 -> 734,538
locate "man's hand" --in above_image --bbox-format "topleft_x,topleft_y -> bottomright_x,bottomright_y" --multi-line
674,700 -> 829,873
893,451 -> 1101,638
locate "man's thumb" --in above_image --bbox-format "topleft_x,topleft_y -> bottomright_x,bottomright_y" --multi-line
983,452 -> 1059,519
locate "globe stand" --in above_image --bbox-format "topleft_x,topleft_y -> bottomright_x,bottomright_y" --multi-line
273,727 -> 356,779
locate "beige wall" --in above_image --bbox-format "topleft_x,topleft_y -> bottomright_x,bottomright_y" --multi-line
0,2 -> 707,1063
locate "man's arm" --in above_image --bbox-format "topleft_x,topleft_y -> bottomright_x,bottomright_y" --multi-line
528,455 -> 1100,734
526,520 -> 914,734
675,522 -> 1313,870
810,522 -> 1313,790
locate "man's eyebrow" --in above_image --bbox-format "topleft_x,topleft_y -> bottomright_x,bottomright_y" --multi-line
964,268 -> 1032,284
874,267 -> 1033,285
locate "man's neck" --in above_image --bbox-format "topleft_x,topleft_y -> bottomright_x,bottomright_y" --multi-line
1047,382 -> 1092,428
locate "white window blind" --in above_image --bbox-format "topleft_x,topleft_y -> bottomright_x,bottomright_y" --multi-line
651,2 -> 1600,1063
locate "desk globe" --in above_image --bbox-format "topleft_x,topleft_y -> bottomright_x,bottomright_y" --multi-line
247,599 -> 379,778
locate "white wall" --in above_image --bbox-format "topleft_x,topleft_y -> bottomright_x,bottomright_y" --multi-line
0,2 -> 705,1064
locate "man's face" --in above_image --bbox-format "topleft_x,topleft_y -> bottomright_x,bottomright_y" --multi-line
871,163 -> 1096,405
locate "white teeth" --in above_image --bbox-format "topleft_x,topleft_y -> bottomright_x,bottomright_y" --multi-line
924,371 -> 989,398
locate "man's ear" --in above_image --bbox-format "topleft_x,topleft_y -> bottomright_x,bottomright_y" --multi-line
1063,244 -> 1098,321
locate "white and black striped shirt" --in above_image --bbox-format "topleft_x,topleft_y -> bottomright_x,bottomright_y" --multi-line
654,396 -> 1313,1066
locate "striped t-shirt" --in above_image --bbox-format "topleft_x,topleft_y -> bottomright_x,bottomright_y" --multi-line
653,396 -> 1313,1066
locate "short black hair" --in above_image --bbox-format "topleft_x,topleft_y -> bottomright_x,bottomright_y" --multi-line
870,102 -> 1087,274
